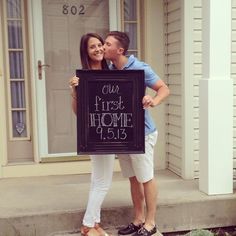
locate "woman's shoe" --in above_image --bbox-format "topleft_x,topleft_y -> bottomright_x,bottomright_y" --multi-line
81,225 -> 100,236
95,223 -> 111,236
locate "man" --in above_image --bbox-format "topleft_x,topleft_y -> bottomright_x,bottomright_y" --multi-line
103,31 -> 170,236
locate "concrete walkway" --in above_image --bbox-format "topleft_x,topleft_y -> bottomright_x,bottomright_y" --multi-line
0,170 -> 235,236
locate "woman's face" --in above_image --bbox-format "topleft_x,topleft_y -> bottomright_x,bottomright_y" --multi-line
87,37 -> 104,62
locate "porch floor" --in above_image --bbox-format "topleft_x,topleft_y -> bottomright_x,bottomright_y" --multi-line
0,170 -> 235,236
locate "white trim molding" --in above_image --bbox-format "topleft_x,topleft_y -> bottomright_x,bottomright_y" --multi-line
199,0 -> 233,194
0,3 -> 8,176
1,159 -> 121,178
30,0 -> 49,158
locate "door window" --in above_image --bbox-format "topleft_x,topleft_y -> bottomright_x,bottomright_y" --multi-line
1,0 -> 33,163
120,0 -> 142,58
3,0 -> 30,139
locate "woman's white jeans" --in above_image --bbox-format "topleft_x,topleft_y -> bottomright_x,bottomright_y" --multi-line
82,154 -> 115,227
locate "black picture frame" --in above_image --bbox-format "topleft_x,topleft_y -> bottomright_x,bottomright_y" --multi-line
76,69 -> 145,155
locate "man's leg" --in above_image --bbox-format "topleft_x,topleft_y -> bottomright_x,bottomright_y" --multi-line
143,178 -> 157,230
129,176 -> 145,225
117,155 -> 144,235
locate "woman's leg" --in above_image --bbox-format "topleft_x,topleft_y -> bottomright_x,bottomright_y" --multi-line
82,154 -> 115,227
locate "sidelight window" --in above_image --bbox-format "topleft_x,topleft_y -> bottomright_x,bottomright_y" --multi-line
121,0 -> 142,58
3,0 -> 30,139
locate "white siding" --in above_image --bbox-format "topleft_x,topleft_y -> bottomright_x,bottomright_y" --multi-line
164,0 -> 182,176
165,0 -> 236,183
232,0 -> 236,183
191,0 -> 236,181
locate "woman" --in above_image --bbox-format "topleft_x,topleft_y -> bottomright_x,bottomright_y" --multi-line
69,33 -> 115,236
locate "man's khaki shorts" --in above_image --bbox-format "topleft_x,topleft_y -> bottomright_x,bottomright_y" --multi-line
117,131 -> 158,183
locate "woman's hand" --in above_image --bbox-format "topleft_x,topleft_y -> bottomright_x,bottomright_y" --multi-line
69,76 -> 79,89
69,76 -> 79,99
69,76 -> 79,113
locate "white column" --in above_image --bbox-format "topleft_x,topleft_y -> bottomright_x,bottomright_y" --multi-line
199,0 -> 233,194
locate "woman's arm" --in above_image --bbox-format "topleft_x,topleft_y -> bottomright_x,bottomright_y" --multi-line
69,76 -> 79,115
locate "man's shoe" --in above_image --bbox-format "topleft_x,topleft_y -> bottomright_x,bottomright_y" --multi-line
118,223 -> 143,235
132,226 -> 163,236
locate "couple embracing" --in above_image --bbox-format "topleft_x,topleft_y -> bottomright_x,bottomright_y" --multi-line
69,31 -> 170,236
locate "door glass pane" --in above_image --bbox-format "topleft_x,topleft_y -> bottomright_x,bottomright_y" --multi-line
11,81 -> 25,108
9,51 -> 24,78
12,111 -> 27,137
7,0 -> 22,18
124,0 -> 137,21
8,20 -> 23,48
127,51 -> 138,57
125,23 -> 137,49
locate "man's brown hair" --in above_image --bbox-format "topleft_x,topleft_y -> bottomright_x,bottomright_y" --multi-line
106,31 -> 130,55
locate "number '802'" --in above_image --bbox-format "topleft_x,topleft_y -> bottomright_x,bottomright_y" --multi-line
62,4 -> 85,15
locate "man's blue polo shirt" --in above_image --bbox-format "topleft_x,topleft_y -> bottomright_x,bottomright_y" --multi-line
109,55 -> 160,136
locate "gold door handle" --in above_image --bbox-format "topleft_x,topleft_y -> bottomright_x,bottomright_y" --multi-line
38,60 -> 50,80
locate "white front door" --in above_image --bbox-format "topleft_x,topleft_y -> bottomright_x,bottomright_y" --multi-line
31,0 -> 113,158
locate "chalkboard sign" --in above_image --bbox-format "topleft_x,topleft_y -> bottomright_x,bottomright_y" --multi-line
76,70 -> 145,154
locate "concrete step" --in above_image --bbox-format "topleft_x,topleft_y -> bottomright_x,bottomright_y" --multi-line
49,226 -> 118,236
0,170 -> 236,236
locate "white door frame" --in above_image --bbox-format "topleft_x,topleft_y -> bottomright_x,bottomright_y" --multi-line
29,0 -> 48,159
29,0 -> 119,159
0,12 -> 7,173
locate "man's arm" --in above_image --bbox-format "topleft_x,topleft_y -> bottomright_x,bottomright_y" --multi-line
143,79 -> 170,109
